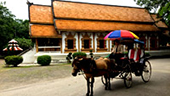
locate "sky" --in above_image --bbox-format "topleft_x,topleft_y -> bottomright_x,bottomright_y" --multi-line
2,0 -> 142,20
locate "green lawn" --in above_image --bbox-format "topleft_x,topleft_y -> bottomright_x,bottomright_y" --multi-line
0,60 -> 72,90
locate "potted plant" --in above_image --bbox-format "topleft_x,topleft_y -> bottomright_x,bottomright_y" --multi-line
66,52 -> 72,63
89,50 -> 93,58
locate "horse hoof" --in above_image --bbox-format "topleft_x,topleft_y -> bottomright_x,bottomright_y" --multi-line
105,87 -> 111,90
86,93 -> 89,96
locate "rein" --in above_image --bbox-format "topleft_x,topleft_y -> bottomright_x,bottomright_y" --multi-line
79,70 -> 87,79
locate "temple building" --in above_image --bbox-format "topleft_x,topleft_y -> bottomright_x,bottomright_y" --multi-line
28,0 -> 169,54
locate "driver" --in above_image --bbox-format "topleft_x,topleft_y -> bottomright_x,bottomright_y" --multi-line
111,39 -> 124,54
109,39 -> 124,64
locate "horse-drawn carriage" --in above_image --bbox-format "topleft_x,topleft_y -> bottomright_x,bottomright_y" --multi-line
71,30 -> 152,96
101,39 -> 152,88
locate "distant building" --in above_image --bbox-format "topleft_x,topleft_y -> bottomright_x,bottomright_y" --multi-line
28,0 -> 169,54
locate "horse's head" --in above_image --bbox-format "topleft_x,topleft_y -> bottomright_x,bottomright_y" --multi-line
72,57 -> 96,76
71,57 -> 83,76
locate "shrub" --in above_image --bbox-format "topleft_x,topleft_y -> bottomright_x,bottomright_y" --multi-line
145,52 -> 150,57
73,52 -> 87,59
4,55 -> 23,67
37,55 -> 51,66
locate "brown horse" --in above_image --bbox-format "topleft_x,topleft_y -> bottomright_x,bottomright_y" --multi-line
72,57 -> 114,96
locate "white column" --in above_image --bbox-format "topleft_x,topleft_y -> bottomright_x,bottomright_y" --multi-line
145,35 -> 148,49
62,32 -> 66,53
157,36 -> 159,48
94,33 -> 97,52
90,33 -> 93,49
110,40 -> 113,52
148,37 -> 150,51
80,33 -> 83,51
75,33 -> 78,52
106,40 -> 108,51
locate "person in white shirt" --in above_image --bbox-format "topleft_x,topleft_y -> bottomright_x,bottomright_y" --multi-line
109,39 -> 124,64
111,40 -> 124,54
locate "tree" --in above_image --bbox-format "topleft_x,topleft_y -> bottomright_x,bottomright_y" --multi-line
0,2 -> 16,53
134,0 -> 170,27
0,2 -> 30,54
14,19 -> 29,39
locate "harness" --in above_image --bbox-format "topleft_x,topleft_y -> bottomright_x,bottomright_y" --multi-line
75,58 -> 109,79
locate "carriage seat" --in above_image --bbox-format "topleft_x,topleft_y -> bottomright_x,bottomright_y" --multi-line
128,49 -> 144,62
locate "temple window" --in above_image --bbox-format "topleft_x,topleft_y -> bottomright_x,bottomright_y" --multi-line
150,39 -> 156,49
67,39 -> 74,49
150,34 -> 158,50
38,38 -> 59,46
99,40 -> 105,48
37,38 -> 60,51
96,33 -> 107,52
84,40 -> 90,49
64,32 -> 77,53
81,33 -> 92,52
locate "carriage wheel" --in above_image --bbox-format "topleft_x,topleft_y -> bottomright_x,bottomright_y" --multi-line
123,64 -> 132,88
141,60 -> 152,82
101,76 -> 106,85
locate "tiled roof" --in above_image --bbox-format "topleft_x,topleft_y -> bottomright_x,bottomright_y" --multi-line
151,14 -> 168,28
28,0 -> 161,36
30,25 -> 61,38
30,5 -> 53,24
55,19 -> 159,31
53,1 -> 154,22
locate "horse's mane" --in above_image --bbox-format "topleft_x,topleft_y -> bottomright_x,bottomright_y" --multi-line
80,58 -> 96,70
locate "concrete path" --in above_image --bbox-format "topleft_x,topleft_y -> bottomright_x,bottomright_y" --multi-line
0,58 -> 170,96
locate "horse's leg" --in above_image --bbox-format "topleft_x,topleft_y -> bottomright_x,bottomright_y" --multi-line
104,75 -> 108,90
108,76 -> 111,90
86,78 -> 90,96
90,77 -> 94,96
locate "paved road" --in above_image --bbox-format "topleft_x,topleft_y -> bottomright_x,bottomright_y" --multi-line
0,58 -> 170,96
